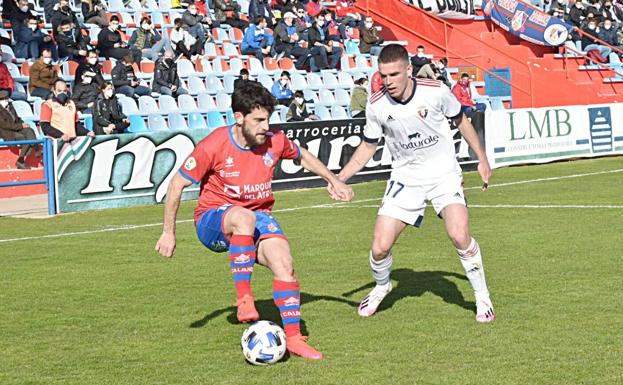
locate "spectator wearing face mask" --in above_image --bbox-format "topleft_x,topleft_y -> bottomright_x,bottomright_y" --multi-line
271,71 -> 294,105
111,54 -> 151,99
50,0 -> 80,36
40,79 -> 95,141
170,18 -> 204,60
350,76 -> 368,119
410,45 -> 431,77
359,16 -> 384,56
93,81 -> 130,135
569,0 -> 586,28
97,15 -> 142,63
28,48 -> 58,100
308,14 -> 343,71
234,68 -> 257,89
14,15 -> 59,60
582,18 -> 612,60
152,51 -> 188,98
598,18 -> 621,49
182,2 -> 215,47
7,0 -> 38,27
452,73 -> 486,118
241,16 -> 274,62
416,57 -> 451,88
335,0 -> 363,36
72,71 -> 99,113
129,17 -> 172,61
274,12 -> 312,70
0,57 -> 28,101
76,50 -> 105,87
0,89 -> 38,169
57,20 -> 90,62
249,0 -> 277,29
287,90 -> 319,121
214,0 -> 249,30
81,0 -> 109,28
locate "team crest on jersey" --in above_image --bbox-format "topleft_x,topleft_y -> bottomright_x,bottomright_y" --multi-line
225,156 -> 234,168
263,151 -> 274,167
184,157 -> 196,171
417,107 -> 428,119
267,223 -> 278,232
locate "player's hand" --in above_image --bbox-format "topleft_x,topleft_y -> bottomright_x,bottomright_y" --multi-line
155,232 -> 176,258
478,159 -> 491,191
328,180 -> 354,202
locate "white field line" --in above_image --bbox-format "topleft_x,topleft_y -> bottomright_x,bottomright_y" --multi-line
329,204 -> 623,209
0,168 -> 621,244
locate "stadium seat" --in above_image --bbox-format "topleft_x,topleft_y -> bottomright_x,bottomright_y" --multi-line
32,98 -> 43,118
13,100 -> 35,120
225,109 -> 235,126
229,28 -> 244,44
319,89 -> 336,106
278,57 -> 295,71
188,76 -> 208,95
159,0 -> 172,11
270,111 -> 282,124
120,12 -> 137,27
223,74 -> 236,93
84,115 -> 93,131
355,56 -> 371,71
291,73 -> 308,90
609,53 -> 621,65
205,75 -> 224,95
148,114 -> 169,131
158,95 -> 179,114
127,115 -> 149,133
264,57 -> 280,73
306,72 -> 324,90
338,72 -> 355,88
177,59 -> 196,78
215,93 -> 232,110
213,58 -> 231,74
188,112 -> 208,130
151,12 -> 166,28
229,58 -> 245,75
198,58 -> 215,75
248,57 -> 264,75
168,113 -> 189,130
108,0 -> 125,12
138,95 -> 160,114
322,72 -> 340,89
207,110 -> 226,129
344,40 -> 360,55
314,105 -> 332,120
212,28 -> 231,44
178,94 -> 199,113
223,42 -> 241,58
204,43 -> 219,60
335,89 -> 351,106
331,105 -> 349,119
258,73 -> 274,90
197,93 -> 217,111
303,89 -> 319,103
25,120 -> 44,139
491,97 -> 505,110
340,56 -> 356,72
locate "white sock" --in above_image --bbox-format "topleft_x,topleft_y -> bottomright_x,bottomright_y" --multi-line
457,238 -> 490,302
370,250 -> 392,289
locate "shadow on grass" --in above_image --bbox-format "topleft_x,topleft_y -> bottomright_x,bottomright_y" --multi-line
342,268 -> 475,315
190,292 -> 360,336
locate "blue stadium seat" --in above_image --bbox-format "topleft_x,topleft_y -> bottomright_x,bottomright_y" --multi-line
188,112 -> 208,130
491,97 -> 505,110
148,114 -> 169,131
178,94 -> 199,113
159,95 -> 179,114
197,93 -> 217,111
84,115 -> 93,131
226,109 -> 236,126
207,111 -> 226,129
168,113 -> 189,130
138,95 -> 160,114
345,40 -> 360,55
127,115 -> 148,133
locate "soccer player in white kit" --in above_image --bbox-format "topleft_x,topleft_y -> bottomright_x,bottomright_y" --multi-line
336,44 -> 496,323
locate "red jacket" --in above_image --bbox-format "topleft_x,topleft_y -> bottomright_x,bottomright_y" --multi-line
336,1 -> 356,17
451,81 -> 474,107
0,62 -> 15,92
306,1 -> 324,17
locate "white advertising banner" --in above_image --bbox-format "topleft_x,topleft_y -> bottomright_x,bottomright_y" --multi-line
402,0 -> 476,19
485,103 -> 623,168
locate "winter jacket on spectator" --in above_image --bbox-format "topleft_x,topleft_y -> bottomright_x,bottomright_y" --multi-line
271,80 -> 293,99
286,98 -> 310,121
214,0 -> 239,23
568,4 -> 585,28
350,84 -> 367,115
14,23 -> 49,59
182,10 -> 204,27
28,57 -> 58,93
129,29 -> 163,50
248,0 -> 273,21
242,23 -> 274,51
75,60 -> 105,86
451,81 -> 475,107
410,55 -> 431,77
57,28 -> 90,58
111,62 -> 138,88
359,24 -> 384,54
0,62 -> 16,93
7,2 -> 37,26
598,25 -> 619,46
50,6 -> 80,34
273,21 -> 298,49
0,101 -> 28,139
97,28 -> 124,52
151,57 -> 182,92
93,93 -> 128,134
71,80 -> 99,111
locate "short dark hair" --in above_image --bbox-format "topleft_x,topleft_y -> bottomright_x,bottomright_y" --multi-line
110,15 -> 120,23
294,90 -> 304,98
379,44 -> 409,64
280,70 -> 290,78
417,45 -> 425,50
123,54 -> 134,63
355,76 -> 368,85
140,16 -> 152,25
239,68 -> 249,76
440,57 -> 448,65
41,48 -> 52,56
232,82 -> 276,116
60,20 -> 72,27
461,72 -> 470,78
100,81 -> 113,92
254,15 -> 266,25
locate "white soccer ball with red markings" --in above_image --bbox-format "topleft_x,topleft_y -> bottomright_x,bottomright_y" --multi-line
241,321 -> 287,365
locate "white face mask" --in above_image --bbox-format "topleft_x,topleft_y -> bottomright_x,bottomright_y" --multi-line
365,22 -> 373,28
88,57 -> 97,65
104,89 -> 114,98
417,52 -> 424,57
189,9 -> 197,15
83,76 -> 92,84
110,24 -> 118,31
295,97 -> 304,104
43,57 -> 52,64
0,100 -> 9,108
20,5 -> 29,11
281,79 -> 288,85
317,20 -> 324,27
142,23 -> 151,30
29,25 -> 37,31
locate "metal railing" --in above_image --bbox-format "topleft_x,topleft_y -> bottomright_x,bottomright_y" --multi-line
0,138 -> 56,215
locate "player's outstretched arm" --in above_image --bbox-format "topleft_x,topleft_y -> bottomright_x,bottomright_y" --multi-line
455,114 -> 492,191
337,140 -> 378,183
298,147 -> 354,202
155,172 -> 193,258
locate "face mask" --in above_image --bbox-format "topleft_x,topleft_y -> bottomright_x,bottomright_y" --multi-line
588,24 -> 596,29
0,100 -> 9,108
55,92 -> 70,104
142,23 -> 151,29
605,24 -> 612,29
281,79 -> 288,85
61,5 -> 70,11
104,89 -> 114,98
438,64 -> 445,69
417,52 -> 424,57
88,57 -> 97,65
365,22 -> 373,28
317,20 -> 324,27
110,24 -> 118,31
83,76 -> 92,84
43,57 -> 52,64
190,9 -> 197,15
165,58 -> 174,66
29,25 -> 37,31
20,5 -> 29,11
295,97 -> 304,104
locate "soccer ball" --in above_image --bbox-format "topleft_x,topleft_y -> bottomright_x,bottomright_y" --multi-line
241,321 -> 287,366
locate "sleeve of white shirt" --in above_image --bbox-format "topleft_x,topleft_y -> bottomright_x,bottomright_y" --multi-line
362,103 -> 382,143
440,85 -> 462,119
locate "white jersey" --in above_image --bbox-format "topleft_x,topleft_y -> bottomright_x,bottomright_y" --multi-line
364,78 -> 463,184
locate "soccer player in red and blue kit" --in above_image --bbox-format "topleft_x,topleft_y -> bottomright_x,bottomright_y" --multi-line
155,82 -> 353,360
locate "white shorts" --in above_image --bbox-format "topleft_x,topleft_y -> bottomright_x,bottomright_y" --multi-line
377,173 -> 466,227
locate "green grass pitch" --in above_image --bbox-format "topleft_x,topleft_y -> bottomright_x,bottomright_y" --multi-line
1,157 -> 622,385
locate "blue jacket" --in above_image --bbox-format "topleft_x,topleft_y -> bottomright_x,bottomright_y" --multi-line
271,80 -> 293,99
598,27 -> 618,47
248,0 -> 273,21
14,24 -> 47,59
241,24 -> 274,51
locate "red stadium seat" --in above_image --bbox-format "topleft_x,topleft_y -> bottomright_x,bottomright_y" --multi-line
264,57 -> 279,72
20,61 -> 31,76
102,60 -> 113,75
141,61 -> 155,74
278,57 -> 294,71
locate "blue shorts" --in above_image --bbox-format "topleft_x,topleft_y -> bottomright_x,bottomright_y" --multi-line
196,204 -> 287,253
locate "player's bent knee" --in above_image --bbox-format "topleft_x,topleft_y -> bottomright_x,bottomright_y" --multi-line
228,207 -> 256,234
371,242 -> 392,260
449,230 -> 471,250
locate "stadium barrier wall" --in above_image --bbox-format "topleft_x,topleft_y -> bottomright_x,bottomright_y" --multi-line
53,118 -> 485,213
485,103 -> 623,168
